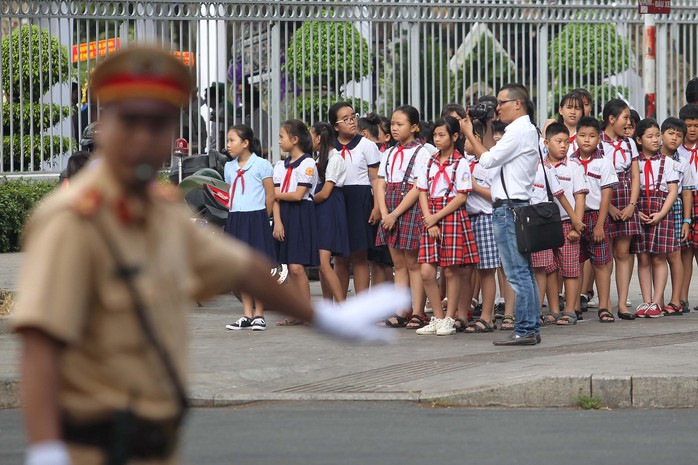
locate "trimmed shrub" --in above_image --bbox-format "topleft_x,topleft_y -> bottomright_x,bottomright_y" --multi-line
0,178 -> 58,252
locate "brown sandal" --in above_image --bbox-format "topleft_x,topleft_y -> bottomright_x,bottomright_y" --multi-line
499,315 -> 515,331
406,313 -> 430,329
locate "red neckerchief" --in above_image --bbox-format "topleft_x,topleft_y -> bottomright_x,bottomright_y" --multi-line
569,134 -> 576,144
601,131 -> 628,167
380,142 -> 387,153
578,156 -> 592,174
228,169 -> 246,208
281,166 -> 294,193
572,148 -> 603,174
430,151 -> 460,197
340,145 -> 353,161
390,145 -> 405,181
642,152 -> 662,199
469,160 -> 476,173
685,143 -> 698,171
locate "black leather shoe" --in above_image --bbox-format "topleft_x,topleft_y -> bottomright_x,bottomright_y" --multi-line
493,333 -> 538,346
536,333 -> 541,344
617,310 -> 636,320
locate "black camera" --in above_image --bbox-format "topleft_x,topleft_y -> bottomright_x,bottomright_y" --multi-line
467,102 -> 496,120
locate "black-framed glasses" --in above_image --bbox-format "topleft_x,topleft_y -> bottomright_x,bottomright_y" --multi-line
496,99 -> 517,107
338,115 -> 357,125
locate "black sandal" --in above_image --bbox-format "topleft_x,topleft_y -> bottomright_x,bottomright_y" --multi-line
598,308 -> 615,323
499,315 -> 515,331
406,313 -> 430,329
377,314 -> 408,327
617,309 -> 636,320
464,318 -> 496,333
454,317 -> 468,332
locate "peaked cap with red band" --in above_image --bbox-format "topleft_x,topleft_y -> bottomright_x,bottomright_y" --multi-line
90,46 -> 194,109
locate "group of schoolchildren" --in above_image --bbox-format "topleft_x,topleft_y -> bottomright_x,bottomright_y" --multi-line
221,89 -> 698,337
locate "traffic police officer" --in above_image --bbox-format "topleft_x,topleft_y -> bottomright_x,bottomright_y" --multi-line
13,46 -> 407,465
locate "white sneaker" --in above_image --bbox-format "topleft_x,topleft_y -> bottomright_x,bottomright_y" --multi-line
416,317 -> 442,335
626,297 -> 632,306
436,316 -> 456,336
587,295 -> 599,308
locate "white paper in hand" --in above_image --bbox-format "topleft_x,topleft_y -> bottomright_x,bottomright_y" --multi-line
313,283 -> 411,343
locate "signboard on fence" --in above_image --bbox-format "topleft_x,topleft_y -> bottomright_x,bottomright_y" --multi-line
639,0 -> 671,14
72,38 -> 121,63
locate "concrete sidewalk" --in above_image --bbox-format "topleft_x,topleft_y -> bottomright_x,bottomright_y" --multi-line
2,252 -> 698,409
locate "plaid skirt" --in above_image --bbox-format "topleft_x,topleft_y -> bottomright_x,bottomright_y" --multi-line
553,220 -> 581,277
418,196 -> 479,266
673,196 -> 691,248
470,213 -> 501,269
631,191 -> 678,254
376,182 -> 422,250
531,248 -> 554,270
579,210 -> 613,265
608,170 -> 642,238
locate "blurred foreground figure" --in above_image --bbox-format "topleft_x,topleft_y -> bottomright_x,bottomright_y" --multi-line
13,46 -> 408,465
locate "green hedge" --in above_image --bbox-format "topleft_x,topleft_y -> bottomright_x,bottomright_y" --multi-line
0,178 -> 58,253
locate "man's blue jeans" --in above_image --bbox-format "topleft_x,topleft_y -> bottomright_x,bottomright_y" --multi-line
492,202 -> 540,336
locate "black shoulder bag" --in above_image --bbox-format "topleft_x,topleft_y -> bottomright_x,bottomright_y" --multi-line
500,139 -> 565,254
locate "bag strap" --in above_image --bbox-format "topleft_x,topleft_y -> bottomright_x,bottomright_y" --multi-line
499,127 -> 555,204
91,217 -> 189,416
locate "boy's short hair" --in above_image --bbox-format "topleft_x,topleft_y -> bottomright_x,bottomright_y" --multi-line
492,120 -> 507,134
471,119 -> 485,141
545,122 -> 569,140
686,78 -> 698,104
679,104 -> 698,121
576,116 -> 601,133
661,117 -> 687,136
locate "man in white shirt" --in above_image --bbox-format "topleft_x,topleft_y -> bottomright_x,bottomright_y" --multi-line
461,83 -> 541,346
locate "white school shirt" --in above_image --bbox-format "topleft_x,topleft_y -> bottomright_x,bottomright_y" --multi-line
422,142 -> 439,156
599,132 -> 639,173
334,134 -> 381,186
668,153 -> 694,193
478,115 -> 539,202
224,154 -> 274,212
677,143 -> 698,193
567,133 -> 579,157
550,156 -> 589,221
531,160 -> 564,205
463,154 -> 495,215
416,152 -> 472,198
378,141 -> 429,185
324,149 -> 347,187
273,154 -> 318,202
569,148 -> 618,211
637,153 -> 679,194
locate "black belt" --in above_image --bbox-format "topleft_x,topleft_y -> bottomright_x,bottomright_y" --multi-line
492,198 -> 527,209
63,413 -> 181,460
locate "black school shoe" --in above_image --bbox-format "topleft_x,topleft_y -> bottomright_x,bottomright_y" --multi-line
493,332 -> 539,346
580,294 -> 589,313
226,316 -> 253,330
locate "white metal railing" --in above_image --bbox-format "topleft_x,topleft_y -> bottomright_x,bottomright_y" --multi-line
1,0 -> 697,173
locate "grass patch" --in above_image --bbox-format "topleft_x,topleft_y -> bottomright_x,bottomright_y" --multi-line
577,389 -> 606,410
0,289 -> 14,317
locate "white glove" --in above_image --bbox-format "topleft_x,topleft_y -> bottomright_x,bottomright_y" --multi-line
313,283 -> 411,343
25,441 -> 71,465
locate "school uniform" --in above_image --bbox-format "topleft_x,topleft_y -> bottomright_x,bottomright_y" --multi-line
369,141 -> 395,265
549,156 -> 589,277
335,134 -> 381,253
464,154 -> 500,270
273,154 -> 320,266
599,132 -> 642,238
676,143 -> 698,247
570,148 -> 618,265
668,152 -> 694,247
315,150 -> 350,256
224,154 -> 276,262
529,161 -> 564,270
567,133 -> 579,157
416,151 -> 479,267
376,140 -> 428,250
631,153 -> 679,254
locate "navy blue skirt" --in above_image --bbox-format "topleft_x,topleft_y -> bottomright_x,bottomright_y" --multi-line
315,184 -> 351,256
343,184 -> 375,253
275,200 -> 320,266
225,209 -> 277,263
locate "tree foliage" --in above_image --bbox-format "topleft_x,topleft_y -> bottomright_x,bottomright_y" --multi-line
0,178 -> 57,253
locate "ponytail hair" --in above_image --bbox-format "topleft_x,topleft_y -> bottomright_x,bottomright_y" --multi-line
281,119 -> 314,154
602,99 -> 629,129
357,112 -> 381,139
230,124 -> 262,156
312,122 -> 335,183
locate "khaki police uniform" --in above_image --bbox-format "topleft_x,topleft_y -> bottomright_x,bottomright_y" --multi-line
12,47 -> 252,465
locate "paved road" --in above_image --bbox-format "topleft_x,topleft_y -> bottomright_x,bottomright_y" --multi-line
1,403 -> 697,465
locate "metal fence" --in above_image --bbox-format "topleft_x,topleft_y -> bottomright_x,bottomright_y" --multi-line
1,0 -> 698,174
